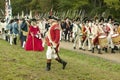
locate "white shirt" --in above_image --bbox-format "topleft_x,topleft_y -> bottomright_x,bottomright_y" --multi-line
107,23 -> 114,35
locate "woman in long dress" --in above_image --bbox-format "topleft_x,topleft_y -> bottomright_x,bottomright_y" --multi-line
25,19 -> 44,51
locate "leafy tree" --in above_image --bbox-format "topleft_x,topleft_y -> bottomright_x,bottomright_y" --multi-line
104,0 -> 120,10
0,0 -> 5,17
0,0 -> 120,22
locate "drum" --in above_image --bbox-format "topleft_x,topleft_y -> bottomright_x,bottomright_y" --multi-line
112,34 -> 120,45
98,35 -> 107,47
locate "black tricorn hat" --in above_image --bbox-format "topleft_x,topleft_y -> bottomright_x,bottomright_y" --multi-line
76,17 -> 80,21
82,17 -> 89,23
114,22 -> 119,26
48,16 -> 59,21
31,18 -> 37,22
107,15 -> 113,21
99,17 -> 104,22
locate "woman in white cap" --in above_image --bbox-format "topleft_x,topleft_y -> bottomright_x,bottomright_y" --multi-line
25,19 -> 44,51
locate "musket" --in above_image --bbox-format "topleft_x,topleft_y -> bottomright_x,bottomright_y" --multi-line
50,43 -> 61,59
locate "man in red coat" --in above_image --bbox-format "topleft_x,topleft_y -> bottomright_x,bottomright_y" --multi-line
45,16 -> 67,71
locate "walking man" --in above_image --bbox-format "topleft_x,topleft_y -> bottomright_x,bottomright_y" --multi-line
45,16 -> 67,71
12,19 -> 19,45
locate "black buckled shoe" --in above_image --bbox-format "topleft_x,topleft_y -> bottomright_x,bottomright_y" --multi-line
46,63 -> 51,71
62,61 -> 67,69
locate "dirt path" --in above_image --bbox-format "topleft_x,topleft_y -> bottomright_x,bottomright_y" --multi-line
60,41 -> 120,64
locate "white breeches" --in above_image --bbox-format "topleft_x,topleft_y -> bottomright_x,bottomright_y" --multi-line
107,34 -> 114,48
9,34 -> 13,45
73,35 -> 82,48
82,36 -> 91,50
46,46 -> 58,59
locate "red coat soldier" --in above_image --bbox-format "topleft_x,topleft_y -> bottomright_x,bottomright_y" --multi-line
45,16 -> 67,71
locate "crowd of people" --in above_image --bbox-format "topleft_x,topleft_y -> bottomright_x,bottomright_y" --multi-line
71,16 -> 120,54
0,15 -> 120,70
0,16 -> 68,71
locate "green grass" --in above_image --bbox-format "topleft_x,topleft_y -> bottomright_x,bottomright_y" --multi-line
0,39 -> 120,80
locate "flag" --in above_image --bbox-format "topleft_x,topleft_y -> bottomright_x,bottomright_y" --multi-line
5,0 -> 12,23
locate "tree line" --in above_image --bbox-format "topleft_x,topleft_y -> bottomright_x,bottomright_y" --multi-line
0,0 -> 120,21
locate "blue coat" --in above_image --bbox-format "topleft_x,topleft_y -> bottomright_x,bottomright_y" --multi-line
20,21 -> 28,32
12,22 -> 19,34
6,23 -> 13,34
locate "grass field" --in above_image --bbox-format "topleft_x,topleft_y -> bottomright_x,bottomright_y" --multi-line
0,39 -> 120,80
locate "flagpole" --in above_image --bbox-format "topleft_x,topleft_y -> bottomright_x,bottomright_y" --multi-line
5,0 -> 12,23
